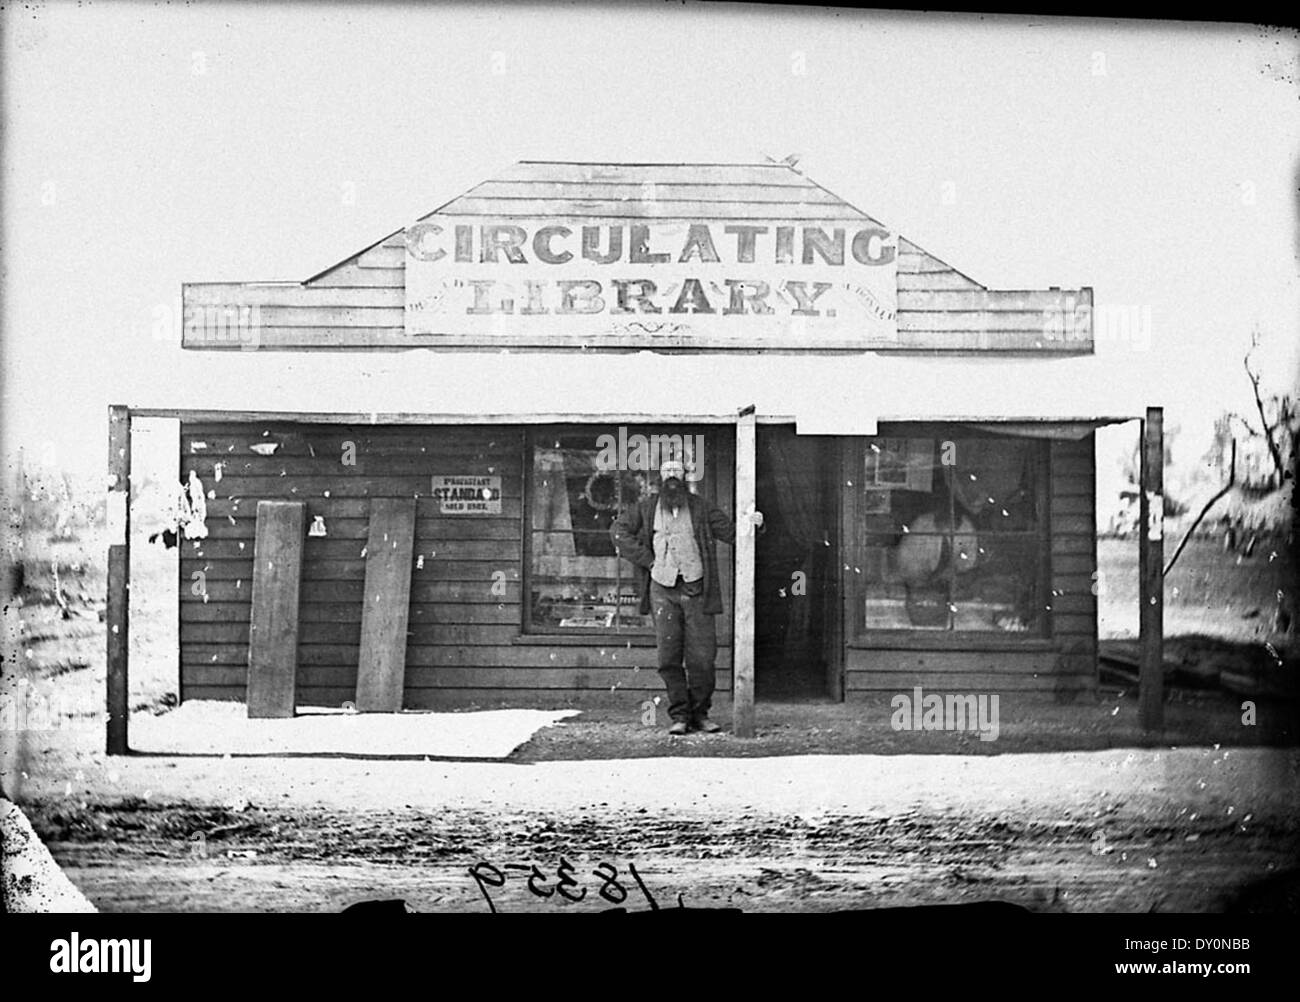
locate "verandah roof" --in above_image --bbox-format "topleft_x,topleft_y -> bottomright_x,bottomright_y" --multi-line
130,348 -> 1150,431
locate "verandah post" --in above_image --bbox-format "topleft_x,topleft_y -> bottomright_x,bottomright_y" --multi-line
1138,406 -> 1164,731
733,405 -> 757,738
106,405 -> 131,755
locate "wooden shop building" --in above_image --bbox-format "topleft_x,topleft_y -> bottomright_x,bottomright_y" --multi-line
105,160 -> 1167,750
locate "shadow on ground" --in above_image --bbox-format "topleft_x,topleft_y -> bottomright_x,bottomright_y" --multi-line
510,685 -> 1300,761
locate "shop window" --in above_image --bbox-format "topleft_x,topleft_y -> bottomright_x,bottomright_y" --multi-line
526,426 -> 711,634
853,433 -> 1049,637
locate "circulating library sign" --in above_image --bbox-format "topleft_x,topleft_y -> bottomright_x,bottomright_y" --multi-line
404,217 -> 898,348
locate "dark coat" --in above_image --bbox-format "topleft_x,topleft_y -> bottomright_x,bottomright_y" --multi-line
611,491 -> 735,616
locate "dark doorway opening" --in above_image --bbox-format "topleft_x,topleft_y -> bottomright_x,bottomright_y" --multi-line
754,426 -> 840,701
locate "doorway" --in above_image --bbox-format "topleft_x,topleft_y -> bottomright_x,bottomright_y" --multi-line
754,425 -> 841,701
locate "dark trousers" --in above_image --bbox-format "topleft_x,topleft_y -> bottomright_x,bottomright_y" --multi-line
650,577 -> 717,723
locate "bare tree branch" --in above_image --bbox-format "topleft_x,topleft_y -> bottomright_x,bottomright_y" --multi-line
1224,411 -> 1262,438
1244,347 -> 1286,486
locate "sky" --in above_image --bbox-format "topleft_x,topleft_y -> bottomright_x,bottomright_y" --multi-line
2,1 -> 1297,487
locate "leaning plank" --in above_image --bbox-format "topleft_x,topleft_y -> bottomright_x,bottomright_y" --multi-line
247,501 -> 306,718
355,498 -> 417,711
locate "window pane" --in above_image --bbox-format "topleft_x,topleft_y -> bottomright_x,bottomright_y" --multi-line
952,533 -> 1043,633
857,434 -> 1045,636
532,445 -> 649,552
529,427 -> 711,632
865,438 -> 940,494
946,438 -> 1039,530
862,532 -> 951,630
530,569 -> 621,629
615,588 -> 653,630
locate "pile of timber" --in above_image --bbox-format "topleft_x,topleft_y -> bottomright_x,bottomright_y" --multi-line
1098,637 -> 1297,701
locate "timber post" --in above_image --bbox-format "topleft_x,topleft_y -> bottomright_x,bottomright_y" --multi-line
733,405 -> 757,738
106,405 -> 131,755
1138,406 -> 1164,732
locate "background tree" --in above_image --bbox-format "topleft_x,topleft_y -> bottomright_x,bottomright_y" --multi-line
1219,331 -> 1298,492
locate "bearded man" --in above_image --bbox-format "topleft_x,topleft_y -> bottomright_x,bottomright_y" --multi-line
611,457 -> 761,735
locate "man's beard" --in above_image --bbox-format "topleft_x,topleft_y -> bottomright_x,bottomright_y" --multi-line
660,477 -> 687,511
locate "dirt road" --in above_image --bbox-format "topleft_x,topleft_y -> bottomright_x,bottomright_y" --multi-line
17,746 -> 1300,913
39,803 -> 1300,914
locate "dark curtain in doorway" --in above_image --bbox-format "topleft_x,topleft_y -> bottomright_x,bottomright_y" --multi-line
764,427 -> 823,672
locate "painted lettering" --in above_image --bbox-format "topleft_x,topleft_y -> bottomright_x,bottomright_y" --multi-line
802,227 -> 844,266
582,225 -> 623,264
557,280 -> 605,314
785,280 -> 833,315
723,279 -> 773,315
678,224 -> 721,264
851,227 -> 895,265
533,225 -> 573,264
725,224 -> 768,263
611,279 -> 662,314
629,224 -> 669,264
480,224 -> 528,264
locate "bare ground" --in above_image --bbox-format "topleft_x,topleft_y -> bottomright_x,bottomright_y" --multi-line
11,707 -> 1300,913
22,770 -> 1300,913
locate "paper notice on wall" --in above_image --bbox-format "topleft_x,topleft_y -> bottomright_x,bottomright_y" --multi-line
432,475 -> 502,514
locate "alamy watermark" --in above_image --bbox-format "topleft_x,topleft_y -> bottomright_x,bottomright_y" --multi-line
50,934 -> 151,982
1043,302 -> 1151,352
183,303 -> 263,350
890,685 -> 1000,742
593,428 -> 704,482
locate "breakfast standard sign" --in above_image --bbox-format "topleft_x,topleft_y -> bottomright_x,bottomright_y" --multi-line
404,217 -> 898,348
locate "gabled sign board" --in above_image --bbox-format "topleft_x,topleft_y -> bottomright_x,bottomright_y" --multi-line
404,216 -> 898,348
179,161 -> 1094,354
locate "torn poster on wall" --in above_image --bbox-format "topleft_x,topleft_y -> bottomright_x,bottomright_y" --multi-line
148,471 -> 210,548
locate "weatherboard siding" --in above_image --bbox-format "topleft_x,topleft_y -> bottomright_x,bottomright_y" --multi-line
178,421 -> 735,708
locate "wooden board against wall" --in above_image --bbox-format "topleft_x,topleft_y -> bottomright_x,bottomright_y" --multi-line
355,497 -> 416,711
246,501 -> 305,717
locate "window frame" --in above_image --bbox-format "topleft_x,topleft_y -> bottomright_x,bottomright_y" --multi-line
846,426 -> 1053,646
522,423 -> 718,638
